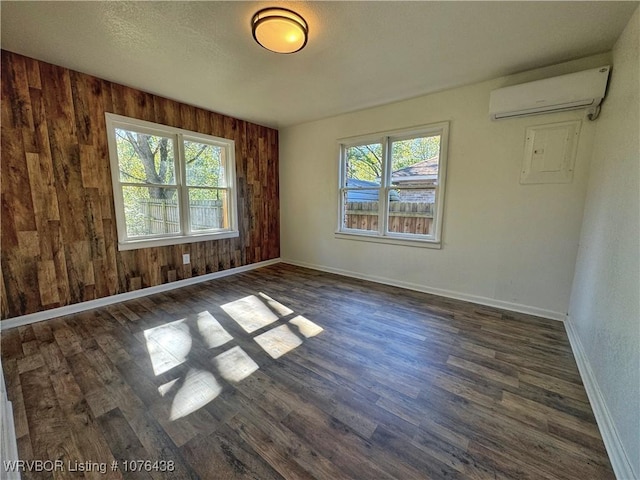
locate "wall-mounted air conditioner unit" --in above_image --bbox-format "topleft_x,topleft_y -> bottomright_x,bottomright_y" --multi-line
489,66 -> 610,120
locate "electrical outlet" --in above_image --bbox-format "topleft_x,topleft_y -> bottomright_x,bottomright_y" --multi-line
182,253 -> 190,264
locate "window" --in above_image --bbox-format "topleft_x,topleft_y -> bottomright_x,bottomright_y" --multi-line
105,113 -> 238,250
337,122 -> 449,247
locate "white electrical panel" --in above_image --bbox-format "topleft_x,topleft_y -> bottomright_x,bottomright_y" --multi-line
520,120 -> 581,184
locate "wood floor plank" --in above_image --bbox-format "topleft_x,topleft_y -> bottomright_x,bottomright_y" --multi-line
226,414 -> 318,480
49,368 -> 120,480
180,424 -> 285,480
1,328 -> 24,360
97,408 -> 152,480
20,366 -> 83,474
2,359 -> 29,439
370,425 -> 464,480
281,406 -> 404,480
118,408 -> 199,480
2,264 -> 615,479
467,440 -> 559,480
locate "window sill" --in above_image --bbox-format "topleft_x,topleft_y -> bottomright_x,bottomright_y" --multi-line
118,230 -> 239,251
335,231 -> 441,249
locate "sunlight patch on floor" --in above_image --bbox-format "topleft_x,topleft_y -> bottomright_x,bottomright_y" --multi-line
213,346 -> 259,383
170,368 -> 222,420
158,378 -> 179,397
144,319 -> 192,375
289,315 -> 324,338
144,295 -> 324,422
258,292 -> 293,316
221,295 -> 279,333
254,324 -> 303,359
196,311 -> 233,348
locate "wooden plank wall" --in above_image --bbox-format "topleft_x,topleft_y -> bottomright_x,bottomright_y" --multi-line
0,50 -> 280,320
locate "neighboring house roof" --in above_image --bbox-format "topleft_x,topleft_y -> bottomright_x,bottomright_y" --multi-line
391,157 -> 439,181
346,179 -> 400,202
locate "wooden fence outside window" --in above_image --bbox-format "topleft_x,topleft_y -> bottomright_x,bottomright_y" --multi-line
139,199 -> 223,233
344,201 -> 434,235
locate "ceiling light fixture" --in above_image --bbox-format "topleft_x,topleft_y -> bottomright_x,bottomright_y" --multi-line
252,7 -> 308,54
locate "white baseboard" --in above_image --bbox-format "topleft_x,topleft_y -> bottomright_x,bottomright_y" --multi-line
0,258 -> 281,331
2,256 -> 563,330
282,258 -> 565,321
564,317 -> 637,480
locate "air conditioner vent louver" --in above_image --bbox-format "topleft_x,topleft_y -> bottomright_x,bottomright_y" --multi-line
489,66 -> 610,120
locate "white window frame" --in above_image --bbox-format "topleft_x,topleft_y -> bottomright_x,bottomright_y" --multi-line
336,122 -> 449,248
105,113 -> 239,251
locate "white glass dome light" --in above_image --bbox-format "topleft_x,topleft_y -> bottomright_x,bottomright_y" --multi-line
252,8 -> 308,54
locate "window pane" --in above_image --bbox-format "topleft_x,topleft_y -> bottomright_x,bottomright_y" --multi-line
122,186 -> 180,237
184,141 -> 225,187
391,135 -> 440,184
115,129 -> 176,184
387,188 -> 435,236
188,188 -> 228,231
345,143 -> 383,185
342,189 -> 379,231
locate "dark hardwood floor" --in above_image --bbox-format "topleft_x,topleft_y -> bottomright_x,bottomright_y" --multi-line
1,263 -> 614,479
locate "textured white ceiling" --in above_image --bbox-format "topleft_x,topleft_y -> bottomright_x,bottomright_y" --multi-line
1,1 -> 637,128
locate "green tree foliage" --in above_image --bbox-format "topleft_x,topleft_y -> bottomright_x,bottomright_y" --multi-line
116,130 -> 224,197
346,143 -> 383,182
183,140 -> 224,201
391,135 -> 440,171
116,129 -> 176,199
345,135 -> 440,183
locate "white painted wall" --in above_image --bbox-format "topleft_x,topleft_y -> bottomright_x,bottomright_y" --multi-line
1,358 -> 20,479
280,53 -> 611,320
568,7 -> 639,479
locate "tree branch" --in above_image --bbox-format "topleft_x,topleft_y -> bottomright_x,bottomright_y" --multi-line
185,145 -> 209,164
353,146 -> 382,177
119,170 -> 148,183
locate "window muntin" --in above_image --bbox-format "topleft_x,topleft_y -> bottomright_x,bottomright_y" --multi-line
106,113 -> 238,250
338,123 -> 448,246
